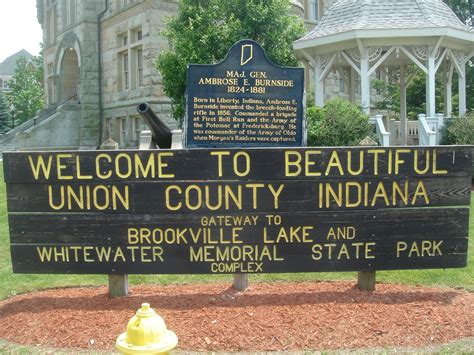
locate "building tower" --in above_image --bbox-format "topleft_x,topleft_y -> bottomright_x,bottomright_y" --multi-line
34,0 -> 104,149
20,0 -> 324,150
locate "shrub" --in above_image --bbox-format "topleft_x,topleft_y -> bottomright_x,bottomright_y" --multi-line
156,0 -> 305,125
441,112 -> 474,145
307,99 -> 373,146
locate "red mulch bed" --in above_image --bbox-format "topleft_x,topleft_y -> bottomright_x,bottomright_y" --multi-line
0,281 -> 473,352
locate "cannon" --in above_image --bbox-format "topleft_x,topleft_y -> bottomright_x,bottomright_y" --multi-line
137,102 -> 172,149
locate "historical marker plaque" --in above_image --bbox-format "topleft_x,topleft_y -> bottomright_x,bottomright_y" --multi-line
185,40 -> 304,147
3,147 -> 471,274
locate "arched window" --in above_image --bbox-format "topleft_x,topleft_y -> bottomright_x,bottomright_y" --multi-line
60,48 -> 79,101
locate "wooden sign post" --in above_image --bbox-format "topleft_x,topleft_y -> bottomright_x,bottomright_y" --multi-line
358,136 -> 378,291
100,137 -> 128,298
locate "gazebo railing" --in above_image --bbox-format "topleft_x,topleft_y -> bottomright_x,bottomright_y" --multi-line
389,120 -> 419,146
369,114 -> 390,147
407,121 -> 419,141
418,114 -> 445,146
369,114 -> 446,147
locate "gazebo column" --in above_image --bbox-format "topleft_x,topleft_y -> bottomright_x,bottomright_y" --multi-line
444,63 -> 454,117
458,59 -> 466,116
349,67 -> 356,103
359,45 -> 370,115
426,47 -> 436,117
400,65 -> 407,146
314,55 -> 325,107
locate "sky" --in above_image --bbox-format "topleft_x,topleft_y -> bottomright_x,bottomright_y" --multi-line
0,0 -> 43,63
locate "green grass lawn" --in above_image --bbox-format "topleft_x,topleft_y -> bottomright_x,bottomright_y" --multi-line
0,166 -> 473,300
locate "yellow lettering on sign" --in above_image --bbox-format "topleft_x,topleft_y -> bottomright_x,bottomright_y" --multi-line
153,246 -> 164,261
37,246 -> 145,263
56,154 -> 73,180
412,180 -> 429,205
115,153 -> 132,179
397,240 -> 443,258
233,152 -> 250,177
157,152 -> 175,178
225,185 -> 243,210
210,151 -> 231,177
28,155 -> 53,180
392,181 -> 409,205
246,183 -> 264,209
311,242 -> 376,260
414,150 -> 430,174
47,184 -> 129,211
165,185 -> 182,211
96,247 -> 111,262
113,247 -> 126,262
367,149 -> 385,176
134,153 -> 155,178
95,153 -> 112,179
326,182 -> 343,207
268,184 -> 284,209
37,246 -> 53,262
305,151 -> 322,176
433,150 -> 448,174
210,262 -> 264,273
317,180 -> 430,208
326,226 -> 356,240
83,246 -> 94,262
75,155 -> 93,180
345,182 -> 362,208
263,226 -> 314,243
325,151 -> 344,176
347,151 -> 364,176
185,185 -> 202,210
371,182 -> 390,207
395,149 -> 411,174
284,151 -> 302,177
189,245 -> 283,262
337,244 -> 350,260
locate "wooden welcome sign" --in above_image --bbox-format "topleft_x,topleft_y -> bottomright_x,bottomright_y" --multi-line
3,146 -> 471,274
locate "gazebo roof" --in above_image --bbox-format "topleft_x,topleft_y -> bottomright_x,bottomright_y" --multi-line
294,0 -> 474,52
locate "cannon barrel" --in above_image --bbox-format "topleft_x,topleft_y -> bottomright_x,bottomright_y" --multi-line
137,102 -> 172,149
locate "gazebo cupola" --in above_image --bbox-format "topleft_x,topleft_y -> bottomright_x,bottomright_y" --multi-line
294,0 -> 474,125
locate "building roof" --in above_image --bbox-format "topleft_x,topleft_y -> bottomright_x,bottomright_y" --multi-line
296,0 -> 473,43
0,50 -> 34,76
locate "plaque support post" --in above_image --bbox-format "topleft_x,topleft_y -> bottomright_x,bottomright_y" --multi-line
109,274 -> 129,298
161,127 -> 250,291
357,136 -> 378,291
357,271 -> 376,291
101,137 -> 129,298
233,274 -> 248,291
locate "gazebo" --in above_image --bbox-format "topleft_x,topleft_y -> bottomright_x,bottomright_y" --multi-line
293,0 -> 474,145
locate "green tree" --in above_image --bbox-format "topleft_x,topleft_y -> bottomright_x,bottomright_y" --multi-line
442,112 -> 474,144
443,0 -> 473,25
372,77 -> 400,114
0,91 -> 11,132
6,55 -> 45,125
157,0 -> 305,124
444,0 -> 473,113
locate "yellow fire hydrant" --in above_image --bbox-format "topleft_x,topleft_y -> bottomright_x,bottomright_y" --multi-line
116,303 -> 178,354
